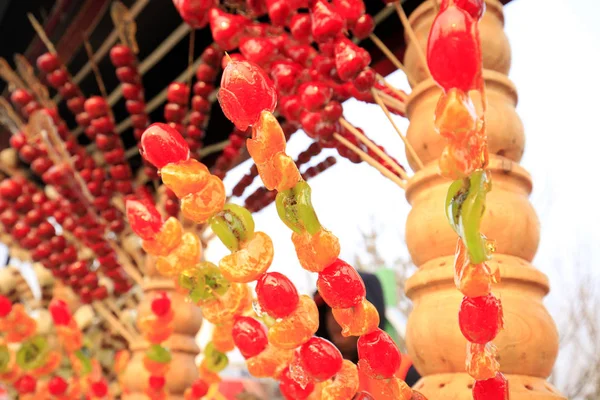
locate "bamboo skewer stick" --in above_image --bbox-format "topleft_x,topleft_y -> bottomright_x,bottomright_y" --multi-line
93,302 -> 136,343
372,88 -> 407,115
83,39 -> 109,100
394,2 -> 431,78
339,118 -> 410,181
27,13 -> 58,55
369,34 -> 406,74
371,88 -> 425,170
334,133 -> 406,189
375,72 -> 409,101
105,298 -> 138,337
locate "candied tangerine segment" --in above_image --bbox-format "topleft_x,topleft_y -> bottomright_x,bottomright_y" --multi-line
155,232 -> 201,277
181,175 -> 226,224
365,374 -> 412,400
321,360 -> 359,400
466,342 -> 499,381
246,344 -> 294,379
332,299 -> 380,337
247,110 -> 287,165
292,229 -> 340,273
434,88 -> 479,141
202,283 -> 250,325
268,295 -> 319,349
219,231 -> 274,283
212,320 -> 235,353
160,159 -> 210,198
454,239 -> 493,298
142,217 -> 183,256
143,356 -> 170,377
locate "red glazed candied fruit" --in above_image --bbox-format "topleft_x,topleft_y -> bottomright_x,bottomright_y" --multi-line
11,89 -> 34,106
299,337 -> 343,381
280,366 -> 315,400
256,272 -> 299,319
232,316 -> 268,359
332,0 -> 365,23
167,82 -> 191,105
357,328 -> 401,379
334,37 -> 371,81
352,14 -> 375,40
48,376 -> 68,395
125,199 -> 163,240
311,0 -> 345,43
458,294 -> 503,344
151,292 -> 171,316
217,60 -> 277,130
191,379 -> 209,398
49,299 -> 71,325
37,52 -> 60,73
209,8 -> 249,51
455,0 -> 486,20
427,4 -> 482,92
140,123 -> 190,168
84,96 -> 109,119
317,259 -> 365,308
149,375 -> 166,390
0,295 -> 12,317
110,45 -> 135,67
91,380 -> 108,397
473,372 -> 509,400
15,375 -> 36,394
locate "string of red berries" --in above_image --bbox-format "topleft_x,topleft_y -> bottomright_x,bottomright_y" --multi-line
109,44 -> 157,180
212,127 -> 247,180
36,52 -> 85,115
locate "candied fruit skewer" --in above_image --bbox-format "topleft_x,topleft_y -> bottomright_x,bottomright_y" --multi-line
216,59 -> 421,399
427,0 -> 508,398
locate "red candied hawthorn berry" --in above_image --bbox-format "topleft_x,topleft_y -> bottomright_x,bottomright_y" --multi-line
190,379 -> 209,398
353,68 -> 376,92
209,8 -> 250,51
290,13 -> 312,43
357,328 -> 401,379
151,292 -> 171,316
267,0 -> 293,26
0,178 -> 22,199
473,372 -> 509,400
15,375 -> 37,394
149,375 -> 166,391
458,293 -> 504,344
84,96 -> 109,119
48,376 -> 68,396
47,69 -> 68,87
334,37 -> 371,81
0,295 -> 12,317
239,37 -> 277,67
49,299 -> 72,325
110,45 -> 135,67
280,366 -> 315,400
256,272 -> 299,319
311,0 -> 345,43
90,380 -> 109,397
37,52 -> 60,73
332,0 -> 365,23
270,60 -> 304,96
140,123 -> 190,168
116,66 -> 139,83
352,14 -> 375,40
172,0 -> 213,29
427,4 -> 482,92
300,82 -> 333,112
125,199 -> 163,240
317,259 -> 365,308
167,82 -> 190,105
10,89 -> 34,106
299,337 -> 343,381
217,60 -> 277,130
231,316 -> 268,359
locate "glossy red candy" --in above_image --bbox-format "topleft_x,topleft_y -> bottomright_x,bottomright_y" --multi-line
49,299 -> 71,325
232,316 -> 268,359
125,199 -> 163,240
209,8 -> 249,51
256,272 -> 299,319
15,375 -> 36,394
167,82 -> 190,105
0,295 -> 12,317
270,61 -> 304,96
191,379 -> 209,397
473,372 -> 509,400
217,60 -> 277,130
149,375 -> 166,390
332,0 -> 365,22
91,380 -> 109,397
172,0 -> 214,29
280,366 -> 315,400
140,123 -> 190,168
47,69 -> 68,87
458,294 -> 503,344
239,37 -> 277,67
317,259 -> 365,308
299,337 -> 343,381
290,13 -> 312,42
352,14 -> 374,40
427,5 -> 481,92
10,89 -> 34,106
455,0 -> 486,20
110,45 -> 135,67
334,37 -> 371,81
0,179 -> 22,199
311,0 -> 344,43
151,292 -> 171,316
48,376 -> 68,395
84,96 -> 109,119
357,328 -> 401,379
300,82 -> 333,111
37,52 -> 60,73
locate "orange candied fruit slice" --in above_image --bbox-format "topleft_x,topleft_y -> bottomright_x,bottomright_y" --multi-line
321,360 -> 359,400
143,356 -> 170,376
212,320 -> 235,353
202,283 -> 250,325
246,344 -> 294,379
160,158 -> 210,198
181,175 -> 226,224
268,295 -> 319,349
454,238 -> 492,298
142,217 -> 183,257
199,361 -> 222,385
247,110 -> 287,165
292,229 -> 340,273
367,375 -> 413,400
219,231 -> 274,283
466,342 -> 499,381
434,88 -> 478,141
155,232 -> 201,277
332,299 -> 380,337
